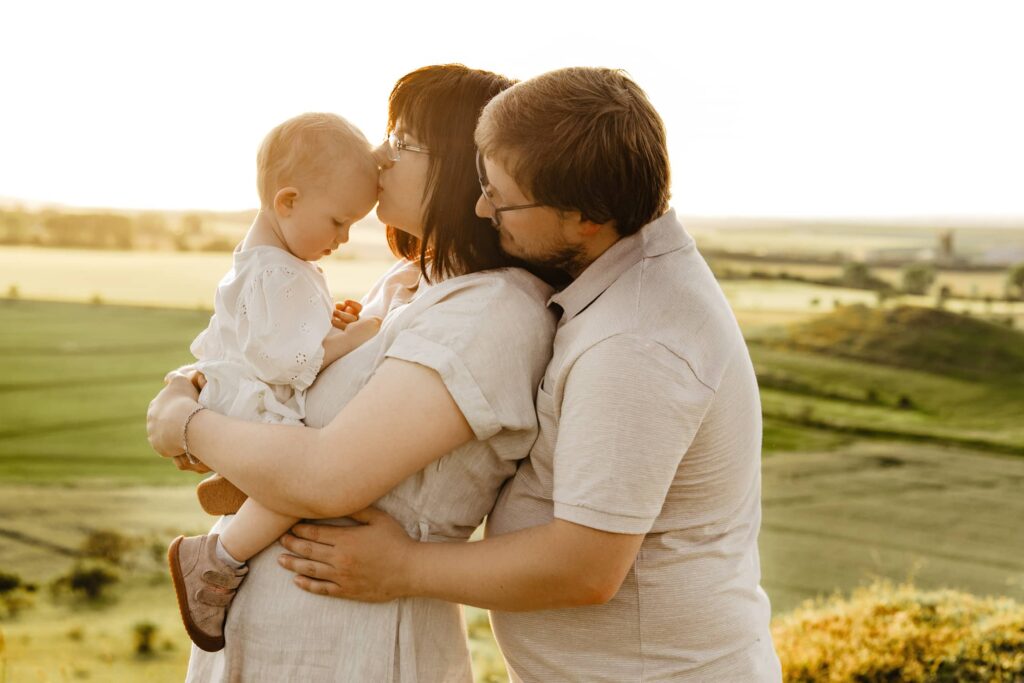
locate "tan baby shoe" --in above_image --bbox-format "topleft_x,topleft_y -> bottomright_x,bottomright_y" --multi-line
196,473 -> 248,515
167,533 -> 248,652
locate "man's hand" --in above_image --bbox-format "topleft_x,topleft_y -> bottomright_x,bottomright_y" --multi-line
278,508 -> 416,602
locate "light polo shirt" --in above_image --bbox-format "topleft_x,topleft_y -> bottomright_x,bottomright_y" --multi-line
487,209 -> 782,682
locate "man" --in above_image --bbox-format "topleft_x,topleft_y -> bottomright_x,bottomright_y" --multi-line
280,67 -> 782,681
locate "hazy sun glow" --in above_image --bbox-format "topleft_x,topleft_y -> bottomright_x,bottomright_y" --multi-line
2,0 -> 1022,217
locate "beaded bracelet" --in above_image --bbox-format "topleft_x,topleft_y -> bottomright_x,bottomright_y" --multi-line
181,405 -> 207,465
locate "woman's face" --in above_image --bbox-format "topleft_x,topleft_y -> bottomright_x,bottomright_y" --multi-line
374,120 -> 430,238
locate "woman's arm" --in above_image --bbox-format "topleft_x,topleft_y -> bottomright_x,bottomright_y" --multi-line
146,358 -> 474,518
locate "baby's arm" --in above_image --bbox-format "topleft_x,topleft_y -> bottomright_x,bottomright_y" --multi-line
321,315 -> 381,368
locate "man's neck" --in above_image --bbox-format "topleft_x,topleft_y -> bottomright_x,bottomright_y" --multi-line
564,227 -> 622,280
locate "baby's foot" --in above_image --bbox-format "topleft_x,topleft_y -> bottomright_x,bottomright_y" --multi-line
167,533 -> 248,652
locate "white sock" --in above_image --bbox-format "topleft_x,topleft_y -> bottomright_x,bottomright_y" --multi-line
215,537 -> 245,568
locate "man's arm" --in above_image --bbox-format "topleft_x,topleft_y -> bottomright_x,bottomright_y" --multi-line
279,509 -> 644,611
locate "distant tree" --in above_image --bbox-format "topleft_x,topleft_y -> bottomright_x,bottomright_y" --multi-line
901,263 -> 936,295
52,562 -> 120,601
875,288 -> 894,308
1007,262 -> 1024,299
43,213 -> 133,249
135,212 -> 168,237
841,261 -> 873,289
82,530 -> 135,566
0,209 -> 33,244
935,284 -> 952,309
181,213 -> 204,236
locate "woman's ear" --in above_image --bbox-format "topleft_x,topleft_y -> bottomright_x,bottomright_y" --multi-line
274,187 -> 300,217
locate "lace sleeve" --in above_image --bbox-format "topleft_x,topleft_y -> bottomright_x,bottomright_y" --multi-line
235,265 -> 333,389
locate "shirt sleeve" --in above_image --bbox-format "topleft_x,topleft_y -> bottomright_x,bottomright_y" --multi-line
236,266 -> 333,389
552,333 -> 716,534
383,273 -> 555,451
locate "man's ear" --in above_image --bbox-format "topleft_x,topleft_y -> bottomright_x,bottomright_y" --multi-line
578,215 -> 616,238
274,187 -> 300,217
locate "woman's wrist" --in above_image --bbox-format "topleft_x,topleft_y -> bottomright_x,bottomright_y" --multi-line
181,404 -> 207,464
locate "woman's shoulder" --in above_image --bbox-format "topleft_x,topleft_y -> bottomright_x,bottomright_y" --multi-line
431,268 -> 554,311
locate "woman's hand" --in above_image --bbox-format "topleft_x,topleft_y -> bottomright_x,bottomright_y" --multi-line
278,508 -> 416,602
146,370 -> 203,458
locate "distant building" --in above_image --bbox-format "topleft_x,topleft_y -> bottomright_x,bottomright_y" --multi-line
937,230 -> 955,264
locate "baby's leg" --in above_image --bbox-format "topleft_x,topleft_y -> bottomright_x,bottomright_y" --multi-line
218,498 -> 298,563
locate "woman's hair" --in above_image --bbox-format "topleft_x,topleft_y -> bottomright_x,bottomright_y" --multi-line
475,67 -> 670,238
385,64 -> 519,281
256,112 -> 374,209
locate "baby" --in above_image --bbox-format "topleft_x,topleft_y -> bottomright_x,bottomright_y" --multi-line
166,112 -> 380,652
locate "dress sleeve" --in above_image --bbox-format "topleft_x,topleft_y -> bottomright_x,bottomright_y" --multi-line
383,273 -> 556,451
236,265 -> 333,389
552,334 -> 716,534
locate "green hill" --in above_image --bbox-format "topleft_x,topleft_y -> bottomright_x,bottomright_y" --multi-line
776,304 -> 1024,380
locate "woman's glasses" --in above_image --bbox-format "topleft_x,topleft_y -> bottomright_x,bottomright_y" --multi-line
383,133 -> 430,162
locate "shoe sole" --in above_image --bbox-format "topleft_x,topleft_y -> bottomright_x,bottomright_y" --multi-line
168,535 -> 226,653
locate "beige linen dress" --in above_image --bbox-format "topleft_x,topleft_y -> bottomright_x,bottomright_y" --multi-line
185,260 -> 555,683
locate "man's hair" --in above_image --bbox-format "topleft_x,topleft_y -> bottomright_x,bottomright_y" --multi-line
475,67 -> 670,237
385,64 -> 522,281
256,112 -> 375,208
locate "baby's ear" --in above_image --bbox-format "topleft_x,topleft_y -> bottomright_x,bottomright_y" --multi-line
274,187 -> 300,216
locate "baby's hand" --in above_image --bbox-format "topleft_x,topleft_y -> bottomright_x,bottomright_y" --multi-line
332,299 -> 363,330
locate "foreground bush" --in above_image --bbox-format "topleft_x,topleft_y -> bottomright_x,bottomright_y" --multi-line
772,581 -> 1024,682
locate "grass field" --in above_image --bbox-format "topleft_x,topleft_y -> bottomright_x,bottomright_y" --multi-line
0,244 -> 396,309
3,296 -> 1024,681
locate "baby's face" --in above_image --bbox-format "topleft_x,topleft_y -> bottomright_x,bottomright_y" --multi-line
281,161 -> 378,261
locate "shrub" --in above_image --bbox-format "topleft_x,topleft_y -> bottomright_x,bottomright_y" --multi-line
772,581 -> 1024,682
0,570 -> 35,619
133,621 -> 158,656
82,530 -> 136,566
52,561 -> 121,601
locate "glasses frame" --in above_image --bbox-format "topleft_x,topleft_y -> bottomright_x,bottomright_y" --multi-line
384,132 -> 430,162
476,150 -> 542,228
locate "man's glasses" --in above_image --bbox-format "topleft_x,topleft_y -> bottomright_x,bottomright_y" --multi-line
476,150 -> 542,228
383,133 -> 430,162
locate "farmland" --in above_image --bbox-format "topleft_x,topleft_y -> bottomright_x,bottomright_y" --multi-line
2,244 -> 1024,681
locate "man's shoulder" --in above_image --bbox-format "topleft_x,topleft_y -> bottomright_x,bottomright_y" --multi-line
565,248 -> 744,390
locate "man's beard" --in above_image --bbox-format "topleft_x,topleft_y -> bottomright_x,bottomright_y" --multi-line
499,229 -> 588,278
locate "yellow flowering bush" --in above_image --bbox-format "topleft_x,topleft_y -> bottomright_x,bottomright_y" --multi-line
772,581 -> 1024,682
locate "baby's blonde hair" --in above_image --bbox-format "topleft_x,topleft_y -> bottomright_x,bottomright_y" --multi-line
256,112 -> 375,208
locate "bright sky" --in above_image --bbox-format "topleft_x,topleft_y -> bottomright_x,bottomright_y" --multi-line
1,0 -> 1022,217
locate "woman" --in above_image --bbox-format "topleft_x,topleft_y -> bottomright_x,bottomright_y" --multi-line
148,64 -> 556,682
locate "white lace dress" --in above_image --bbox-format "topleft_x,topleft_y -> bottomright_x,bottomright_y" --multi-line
190,245 -> 335,425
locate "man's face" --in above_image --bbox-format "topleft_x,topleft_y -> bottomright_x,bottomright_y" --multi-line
474,154 -> 587,274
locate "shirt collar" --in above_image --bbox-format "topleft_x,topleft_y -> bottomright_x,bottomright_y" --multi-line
548,208 -> 691,322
